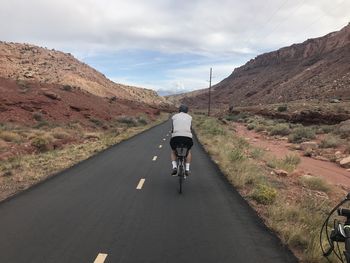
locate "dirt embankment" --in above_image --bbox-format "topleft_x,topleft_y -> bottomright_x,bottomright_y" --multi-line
230,101 -> 350,125
235,123 -> 350,187
0,77 -> 161,125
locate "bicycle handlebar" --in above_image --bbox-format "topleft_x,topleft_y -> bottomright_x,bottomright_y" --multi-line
320,193 -> 350,263
339,208 -> 350,217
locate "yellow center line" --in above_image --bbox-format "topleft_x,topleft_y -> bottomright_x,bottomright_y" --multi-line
94,253 -> 108,263
159,145 -> 163,148
152,156 -> 157,161
136,178 -> 146,189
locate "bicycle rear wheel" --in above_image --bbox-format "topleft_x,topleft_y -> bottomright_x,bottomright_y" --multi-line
178,164 -> 184,194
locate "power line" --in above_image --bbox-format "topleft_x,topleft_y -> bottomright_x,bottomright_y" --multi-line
259,0 -> 306,45
243,0 -> 291,47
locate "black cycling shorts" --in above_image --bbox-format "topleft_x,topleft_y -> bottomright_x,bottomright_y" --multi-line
170,136 -> 193,151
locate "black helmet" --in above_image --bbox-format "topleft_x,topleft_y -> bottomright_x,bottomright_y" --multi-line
179,104 -> 188,113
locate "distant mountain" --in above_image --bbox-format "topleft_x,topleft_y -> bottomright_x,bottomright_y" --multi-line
0,41 -> 166,106
180,23 -> 350,109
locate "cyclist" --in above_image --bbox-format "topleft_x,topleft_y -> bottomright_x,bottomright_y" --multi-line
170,104 -> 193,176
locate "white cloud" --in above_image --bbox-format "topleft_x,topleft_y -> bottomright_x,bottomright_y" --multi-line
0,0 -> 349,93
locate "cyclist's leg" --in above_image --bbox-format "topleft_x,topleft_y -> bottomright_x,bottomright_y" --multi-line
170,137 -> 178,174
186,150 -> 192,163
185,138 -> 193,174
171,150 -> 176,162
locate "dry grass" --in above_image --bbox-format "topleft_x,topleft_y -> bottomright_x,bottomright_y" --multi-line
300,175 -> 331,192
319,135 -> 340,148
193,115 -> 340,262
0,131 -> 22,143
266,154 -> 301,172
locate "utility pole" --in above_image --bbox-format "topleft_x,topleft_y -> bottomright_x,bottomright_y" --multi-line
208,67 -> 212,116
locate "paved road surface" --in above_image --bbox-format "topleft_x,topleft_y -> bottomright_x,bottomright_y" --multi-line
0,120 -> 297,263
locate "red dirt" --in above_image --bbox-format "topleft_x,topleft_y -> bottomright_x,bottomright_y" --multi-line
234,123 -> 350,187
0,77 -> 160,125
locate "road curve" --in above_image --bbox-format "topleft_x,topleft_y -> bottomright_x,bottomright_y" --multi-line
0,120 -> 297,263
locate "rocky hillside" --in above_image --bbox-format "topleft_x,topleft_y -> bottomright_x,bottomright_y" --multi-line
0,41 -> 166,106
181,23 -> 350,109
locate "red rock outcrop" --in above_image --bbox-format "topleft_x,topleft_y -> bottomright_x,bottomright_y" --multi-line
180,23 -> 350,109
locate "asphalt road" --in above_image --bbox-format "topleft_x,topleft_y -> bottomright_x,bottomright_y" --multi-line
0,120 -> 297,263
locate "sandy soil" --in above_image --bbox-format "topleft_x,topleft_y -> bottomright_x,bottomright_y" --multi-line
235,123 -> 350,187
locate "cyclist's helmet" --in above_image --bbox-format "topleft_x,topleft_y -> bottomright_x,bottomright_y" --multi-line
179,104 -> 189,113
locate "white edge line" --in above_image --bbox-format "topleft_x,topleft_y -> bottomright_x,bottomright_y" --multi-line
94,253 -> 108,263
136,178 -> 146,190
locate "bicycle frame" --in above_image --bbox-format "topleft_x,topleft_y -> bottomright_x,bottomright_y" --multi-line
175,145 -> 188,194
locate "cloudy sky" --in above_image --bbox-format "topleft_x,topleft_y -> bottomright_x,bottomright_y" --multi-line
1,0 -> 349,95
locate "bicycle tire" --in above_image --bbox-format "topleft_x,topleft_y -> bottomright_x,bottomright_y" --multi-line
178,164 -> 183,194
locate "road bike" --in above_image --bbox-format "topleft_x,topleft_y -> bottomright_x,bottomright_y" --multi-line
175,144 -> 188,194
320,192 -> 350,262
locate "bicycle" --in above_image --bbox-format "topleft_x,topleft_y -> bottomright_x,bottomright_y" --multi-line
320,192 -> 350,262
175,144 -> 188,194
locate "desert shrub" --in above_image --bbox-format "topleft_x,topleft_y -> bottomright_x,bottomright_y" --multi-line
251,184 -> 277,205
33,112 -> 43,121
267,154 -> 300,172
270,124 -> 291,136
137,116 -> 148,125
225,112 -> 249,122
31,136 -> 52,152
0,131 -> 21,142
109,96 -> 117,103
320,135 -> 340,148
90,118 -> 103,127
247,123 -> 256,130
277,105 -> 288,112
62,85 -> 73,92
235,139 -> 248,151
300,175 -> 330,192
34,121 -> 50,128
51,128 -> 70,139
117,116 -> 138,127
284,154 -> 301,166
346,143 -> 350,154
0,157 -> 23,176
303,148 -> 313,157
288,232 -> 308,250
254,125 -> 265,132
229,148 -> 245,162
288,127 -> 316,143
337,120 -> 350,139
317,125 -> 335,134
250,147 -> 265,159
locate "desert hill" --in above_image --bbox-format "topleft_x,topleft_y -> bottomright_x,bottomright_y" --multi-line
0,41 -> 166,106
180,23 -> 350,109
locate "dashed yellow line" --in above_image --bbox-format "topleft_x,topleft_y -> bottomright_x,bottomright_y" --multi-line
136,178 -> 146,190
94,253 -> 108,263
152,156 -> 157,161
